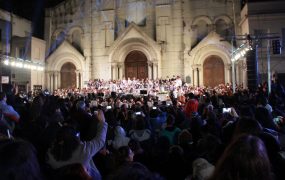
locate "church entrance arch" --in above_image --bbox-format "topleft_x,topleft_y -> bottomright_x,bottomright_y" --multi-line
60,62 -> 76,88
125,50 -> 148,79
203,55 -> 225,87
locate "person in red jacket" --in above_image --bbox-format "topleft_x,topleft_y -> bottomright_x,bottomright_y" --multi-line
184,93 -> 199,118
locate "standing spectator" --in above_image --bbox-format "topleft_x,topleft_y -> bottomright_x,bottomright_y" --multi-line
209,135 -> 273,180
47,110 -> 108,180
160,115 -> 181,145
0,92 -> 20,132
184,93 -> 199,119
0,139 -> 43,180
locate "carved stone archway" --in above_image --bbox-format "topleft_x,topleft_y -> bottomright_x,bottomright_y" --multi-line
203,55 -> 225,87
60,62 -> 76,89
124,50 -> 148,79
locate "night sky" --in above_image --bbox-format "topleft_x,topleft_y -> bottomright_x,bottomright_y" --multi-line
0,0 -> 278,39
0,0 -> 64,38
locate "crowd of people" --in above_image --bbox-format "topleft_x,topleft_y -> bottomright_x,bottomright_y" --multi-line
0,77 -> 285,180
52,77 -> 242,99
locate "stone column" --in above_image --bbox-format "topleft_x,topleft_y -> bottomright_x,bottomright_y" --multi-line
76,71 -> 80,88
49,72 -> 54,91
197,66 -> 202,87
192,67 -> 195,86
118,63 -> 124,79
225,64 -> 232,84
153,63 -> 158,80
111,63 -> 118,80
148,62 -> 153,79
54,71 -> 59,90
193,65 -> 198,87
236,62 -> 240,86
80,71 -> 83,89
58,72 -> 61,89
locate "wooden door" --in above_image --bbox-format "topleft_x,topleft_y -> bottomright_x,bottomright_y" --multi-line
203,55 -> 225,87
125,51 -> 148,79
61,62 -> 76,89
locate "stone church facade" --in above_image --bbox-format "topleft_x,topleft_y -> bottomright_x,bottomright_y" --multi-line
45,0 -> 245,90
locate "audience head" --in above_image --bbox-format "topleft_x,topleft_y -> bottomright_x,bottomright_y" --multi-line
109,162 -> 161,180
234,117 -> 263,137
166,114 -> 175,126
209,134 -> 273,180
55,163 -> 92,180
76,100 -> 86,110
0,139 -> 42,180
116,146 -> 134,165
50,126 -> 80,161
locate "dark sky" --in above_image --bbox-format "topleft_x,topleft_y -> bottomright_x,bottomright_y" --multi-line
0,0 -> 278,39
0,0 -> 64,38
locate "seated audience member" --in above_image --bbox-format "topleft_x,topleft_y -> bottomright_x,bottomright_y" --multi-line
164,145 -> 189,180
255,105 -> 277,131
116,146 -> 134,167
0,139 -> 43,180
234,117 -> 263,137
112,126 -> 130,150
160,115 -> 181,145
46,110 -> 107,180
191,158 -> 215,180
108,162 -> 161,180
258,132 -> 285,180
71,100 -> 98,141
129,114 -> 151,142
209,135 -> 273,180
54,163 -> 92,180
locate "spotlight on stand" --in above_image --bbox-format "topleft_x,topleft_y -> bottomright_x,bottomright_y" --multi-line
231,42 -> 253,62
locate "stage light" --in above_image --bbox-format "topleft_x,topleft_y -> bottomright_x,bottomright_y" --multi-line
3,59 -> 9,65
231,43 -> 252,62
1,55 -> 45,71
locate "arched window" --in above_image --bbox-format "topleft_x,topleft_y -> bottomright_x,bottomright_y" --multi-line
56,32 -> 65,46
196,20 -> 209,42
215,19 -> 232,37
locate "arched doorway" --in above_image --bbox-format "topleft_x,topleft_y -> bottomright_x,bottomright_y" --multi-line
60,62 -> 76,88
125,50 -> 148,79
203,55 -> 225,87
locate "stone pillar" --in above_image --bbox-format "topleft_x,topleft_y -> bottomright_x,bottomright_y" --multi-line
197,66 -> 202,87
80,71 -> 83,89
153,63 -> 158,80
224,64 -> 231,84
148,62 -> 153,79
192,67 -> 196,86
193,66 -> 198,87
118,63 -> 124,79
76,71 -> 80,88
111,63 -> 118,80
54,71 -> 59,90
49,72 -> 54,91
58,72 -> 61,89
236,62 -> 240,86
